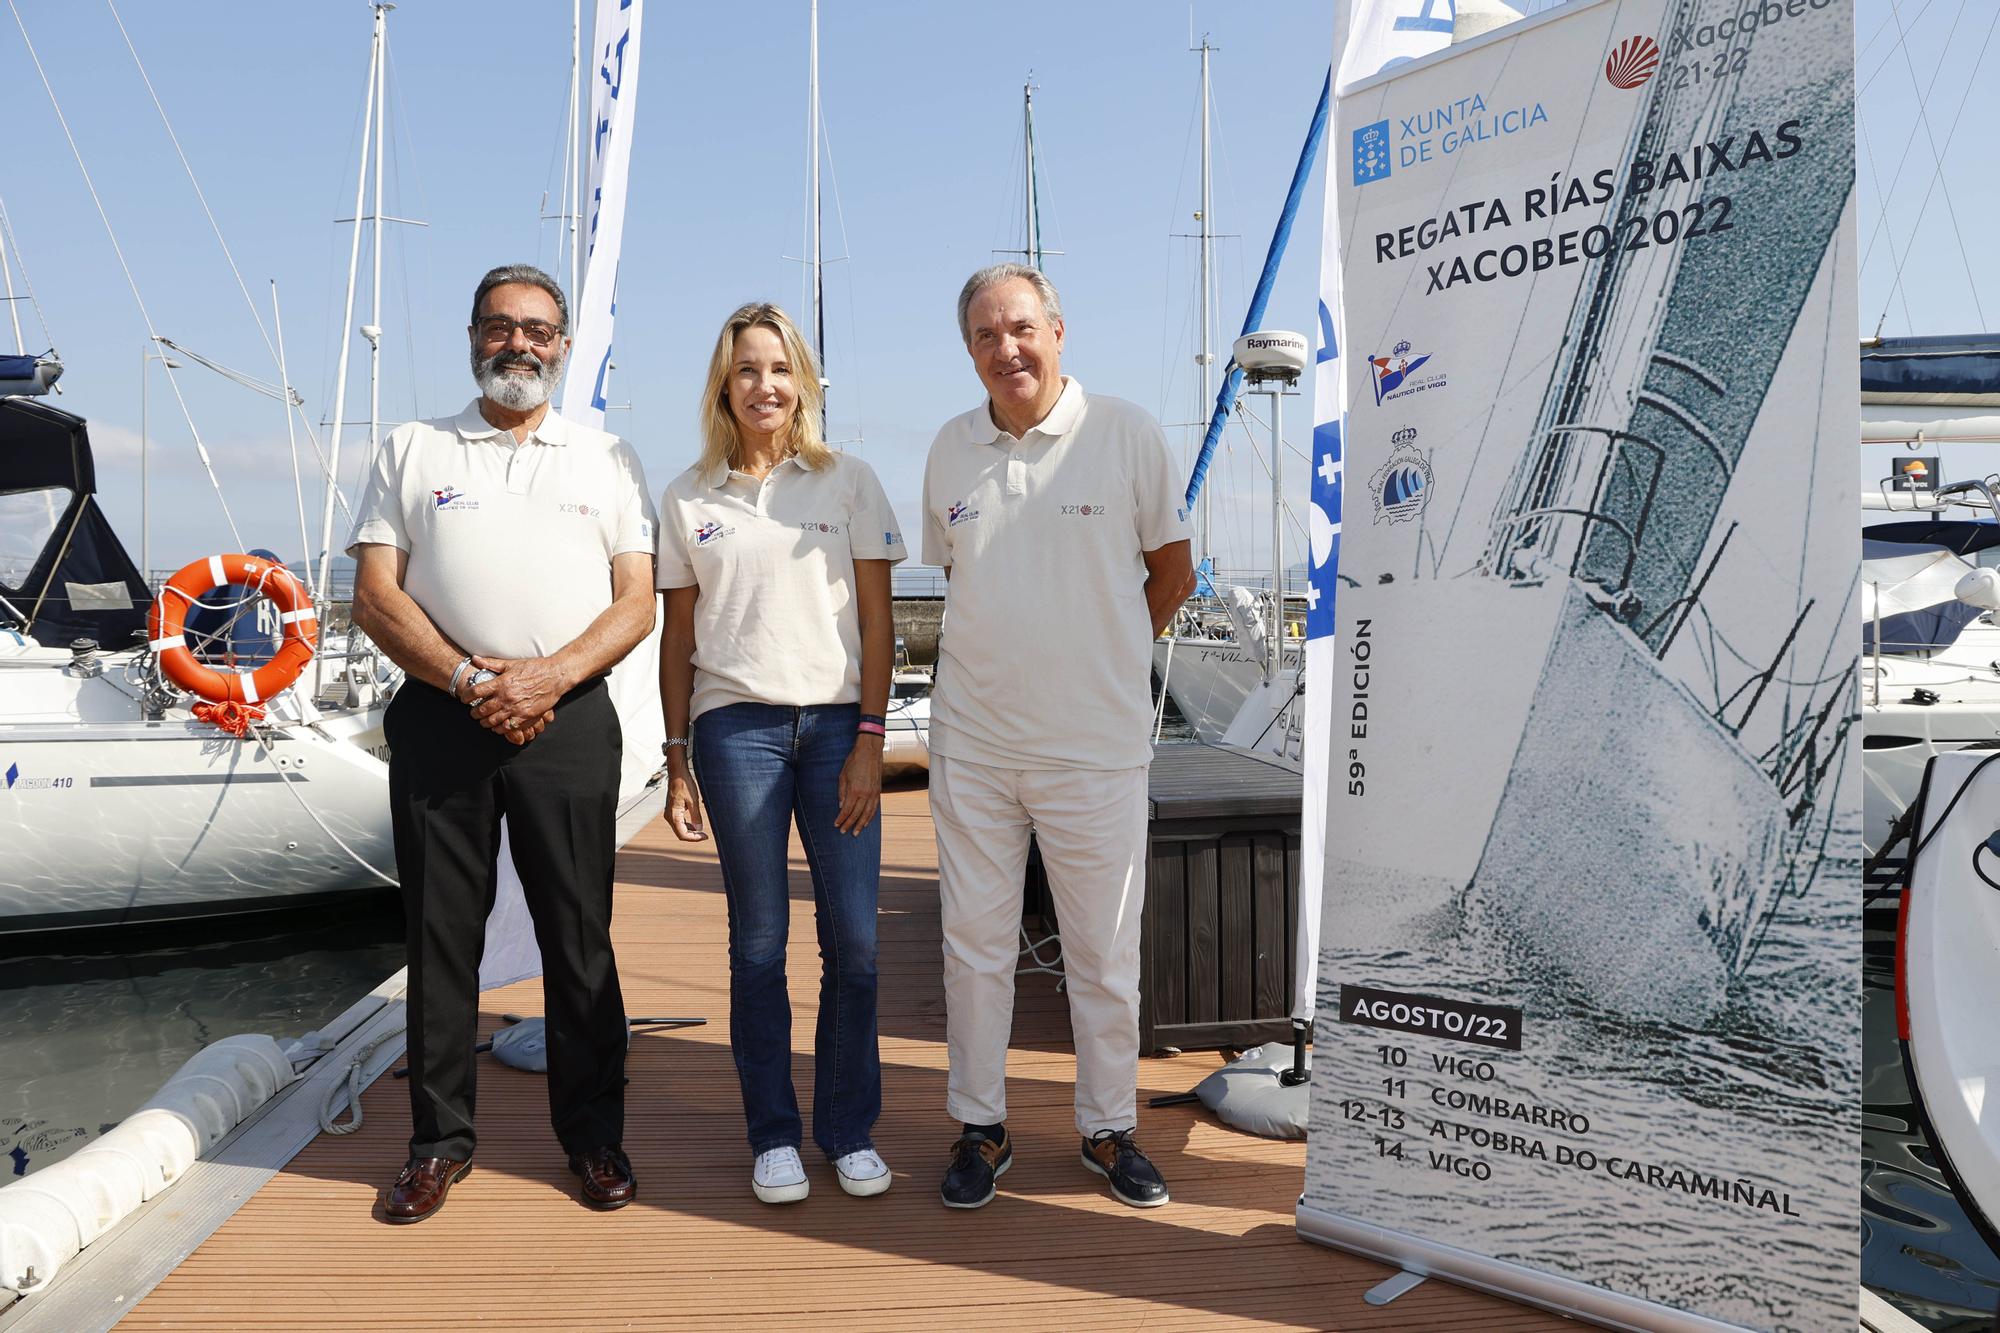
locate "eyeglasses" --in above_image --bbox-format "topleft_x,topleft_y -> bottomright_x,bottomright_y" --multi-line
473,315 -> 564,348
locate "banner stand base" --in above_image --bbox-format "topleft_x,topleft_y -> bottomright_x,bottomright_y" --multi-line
1296,1201 -> 1747,1332
1363,1271 -> 1427,1305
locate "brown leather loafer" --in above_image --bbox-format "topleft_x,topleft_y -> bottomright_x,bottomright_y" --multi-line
568,1145 -> 637,1210
381,1155 -> 472,1224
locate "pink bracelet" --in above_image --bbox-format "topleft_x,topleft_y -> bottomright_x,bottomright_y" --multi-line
856,720 -> 886,737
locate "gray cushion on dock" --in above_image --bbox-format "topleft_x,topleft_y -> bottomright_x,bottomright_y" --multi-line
490,1018 -> 549,1073
1195,1042 -> 1311,1139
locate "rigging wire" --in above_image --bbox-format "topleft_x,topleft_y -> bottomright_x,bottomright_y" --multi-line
108,0 -> 342,499
1855,116 -> 1917,336
385,41 -> 431,423
1854,1 -> 1962,281
154,338 -> 296,403
1875,0 -> 1996,332
1026,96 -> 1067,266
817,108 -> 867,450
8,0 -> 244,549
1859,0 -> 1939,95
104,0 -> 282,366
1154,84 -> 1202,431
0,193 -> 55,352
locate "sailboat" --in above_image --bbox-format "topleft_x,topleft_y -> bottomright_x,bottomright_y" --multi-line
1153,41 -> 1316,755
0,395 -> 396,933
1856,336 -> 2000,858
0,8 -> 411,933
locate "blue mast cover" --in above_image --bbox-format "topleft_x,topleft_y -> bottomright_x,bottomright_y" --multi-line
1183,70 -> 1331,510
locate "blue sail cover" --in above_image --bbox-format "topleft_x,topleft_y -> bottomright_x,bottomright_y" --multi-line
1864,518 -> 2000,558
0,397 -> 149,646
1861,334 -> 2000,401
0,355 -> 37,381
1862,534 -> 1987,654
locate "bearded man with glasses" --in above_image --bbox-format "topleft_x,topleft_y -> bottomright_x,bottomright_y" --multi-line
347,263 -> 659,1223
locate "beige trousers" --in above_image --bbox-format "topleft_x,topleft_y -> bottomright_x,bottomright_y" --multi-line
931,753 -> 1150,1136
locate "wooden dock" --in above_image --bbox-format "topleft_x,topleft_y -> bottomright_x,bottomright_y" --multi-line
94,783 -> 1565,1331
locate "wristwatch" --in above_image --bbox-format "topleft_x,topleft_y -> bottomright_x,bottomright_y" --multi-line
661,737 -> 689,756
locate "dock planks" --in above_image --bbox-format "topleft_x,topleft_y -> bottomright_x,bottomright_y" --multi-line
124,784 -> 1567,1332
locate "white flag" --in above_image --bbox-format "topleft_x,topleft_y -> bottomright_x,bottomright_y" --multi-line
480,0 -> 654,993
561,0 -> 645,429
1298,0 -> 1456,1020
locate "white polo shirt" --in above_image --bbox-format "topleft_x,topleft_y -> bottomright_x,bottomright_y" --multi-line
656,451 -> 906,720
922,378 -> 1191,770
345,399 -> 658,660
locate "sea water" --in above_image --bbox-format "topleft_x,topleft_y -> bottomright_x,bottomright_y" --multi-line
0,896 -> 402,1180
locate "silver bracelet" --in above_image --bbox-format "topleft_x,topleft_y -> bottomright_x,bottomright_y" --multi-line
447,656 -> 473,700
661,737 -> 689,756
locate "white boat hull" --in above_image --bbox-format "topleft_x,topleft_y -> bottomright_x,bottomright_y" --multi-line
883,696 -> 930,777
0,720 -> 395,932
1153,637 -> 1302,742
1900,748 -> 2000,1247
0,642 -> 396,933
1861,631 -> 2000,856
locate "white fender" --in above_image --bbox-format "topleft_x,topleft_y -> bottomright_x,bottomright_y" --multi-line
0,1034 -> 295,1296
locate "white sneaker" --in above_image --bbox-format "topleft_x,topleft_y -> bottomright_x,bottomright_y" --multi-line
832,1147 -> 892,1197
752,1146 -> 809,1204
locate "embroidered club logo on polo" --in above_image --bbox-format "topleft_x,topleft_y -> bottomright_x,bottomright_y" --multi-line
947,501 -> 979,527
693,521 -> 733,546
433,486 -> 479,511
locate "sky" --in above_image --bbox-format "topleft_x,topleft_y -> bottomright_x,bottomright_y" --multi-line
0,0 -> 1987,583
1,0 -> 1340,584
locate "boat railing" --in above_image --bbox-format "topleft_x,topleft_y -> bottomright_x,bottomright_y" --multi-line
1871,582 -> 1881,707
1487,423 -> 1666,599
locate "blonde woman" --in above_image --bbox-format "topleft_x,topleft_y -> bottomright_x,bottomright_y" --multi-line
656,303 -> 905,1204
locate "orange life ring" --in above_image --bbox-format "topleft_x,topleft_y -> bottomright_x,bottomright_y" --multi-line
147,553 -> 317,706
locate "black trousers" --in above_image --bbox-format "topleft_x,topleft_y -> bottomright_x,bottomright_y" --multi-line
385,676 -> 626,1162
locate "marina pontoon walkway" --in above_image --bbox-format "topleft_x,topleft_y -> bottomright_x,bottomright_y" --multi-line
121,785 -> 1564,1331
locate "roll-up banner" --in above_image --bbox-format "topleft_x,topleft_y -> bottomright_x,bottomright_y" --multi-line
1298,1 -> 1860,1329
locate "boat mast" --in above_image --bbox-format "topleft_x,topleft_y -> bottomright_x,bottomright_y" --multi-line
1023,76 -> 1042,270
316,3 -> 385,604
567,0 -> 582,308
0,213 -> 21,356
1194,35 -> 1215,568
1269,386 -> 1283,681
808,0 -> 828,415
364,2 -> 390,484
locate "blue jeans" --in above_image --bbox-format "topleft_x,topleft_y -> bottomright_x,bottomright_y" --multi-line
693,702 -> 881,1158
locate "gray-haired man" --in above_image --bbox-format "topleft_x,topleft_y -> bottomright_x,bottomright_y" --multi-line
922,263 -> 1195,1209
348,264 -> 658,1222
